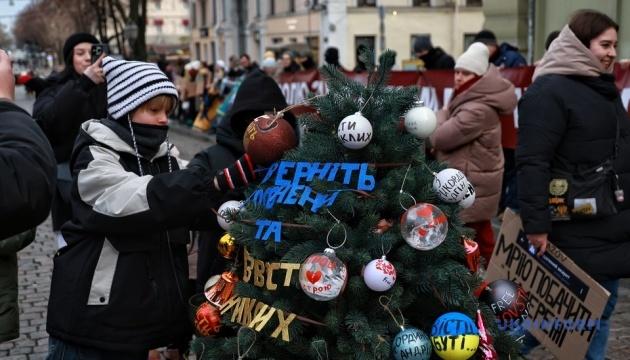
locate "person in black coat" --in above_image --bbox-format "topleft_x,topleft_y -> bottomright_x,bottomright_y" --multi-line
413,36 -> 455,70
33,33 -> 108,239
191,69 -> 295,292
0,50 -> 56,240
517,10 -> 628,358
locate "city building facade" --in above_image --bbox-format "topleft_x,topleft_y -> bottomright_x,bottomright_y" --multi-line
189,0 -> 484,69
145,0 -> 191,55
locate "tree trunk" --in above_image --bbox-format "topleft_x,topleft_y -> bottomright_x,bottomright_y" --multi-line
129,0 -> 147,60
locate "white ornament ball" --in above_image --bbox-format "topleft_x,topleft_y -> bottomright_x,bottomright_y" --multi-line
217,200 -> 242,231
337,112 -> 373,149
459,181 -> 476,208
404,104 -> 437,138
433,168 -> 468,203
363,255 -> 397,292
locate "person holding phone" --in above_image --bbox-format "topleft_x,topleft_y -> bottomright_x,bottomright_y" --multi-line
33,33 -> 108,248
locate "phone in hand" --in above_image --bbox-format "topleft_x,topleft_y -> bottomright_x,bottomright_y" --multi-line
91,44 -> 110,63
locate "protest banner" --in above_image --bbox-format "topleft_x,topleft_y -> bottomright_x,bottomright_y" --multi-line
485,209 -> 610,360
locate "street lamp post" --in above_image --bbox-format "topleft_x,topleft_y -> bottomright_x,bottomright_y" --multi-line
123,22 -> 139,59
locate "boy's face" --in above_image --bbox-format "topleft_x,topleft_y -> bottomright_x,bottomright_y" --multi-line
132,107 -> 169,126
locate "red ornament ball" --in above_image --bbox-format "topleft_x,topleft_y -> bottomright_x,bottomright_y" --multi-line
194,302 -> 222,337
243,114 -> 297,164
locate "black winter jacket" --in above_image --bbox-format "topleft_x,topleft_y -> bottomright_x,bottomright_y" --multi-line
47,119 -> 222,351
0,101 -> 56,239
192,69 -> 293,291
517,73 -> 630,281
420,47 -> 455,70
33,72 -> 107,163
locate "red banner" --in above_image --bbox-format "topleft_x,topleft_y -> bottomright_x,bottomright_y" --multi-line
278,66 -> 630,148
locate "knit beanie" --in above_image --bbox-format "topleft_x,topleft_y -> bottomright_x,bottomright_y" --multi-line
63,33 -> 99,64
102,56 -> 179,120
473,30 -> 498,46
455,42 -> 489,76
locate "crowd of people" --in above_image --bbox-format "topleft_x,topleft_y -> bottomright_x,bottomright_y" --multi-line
0,8 -> 628,360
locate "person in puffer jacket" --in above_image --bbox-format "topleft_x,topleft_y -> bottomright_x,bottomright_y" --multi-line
430,42 -> 517,263
46,57 -> 286,358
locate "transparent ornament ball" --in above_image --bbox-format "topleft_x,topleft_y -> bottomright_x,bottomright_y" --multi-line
299,248 -> 348,301
400,203 -> 448,250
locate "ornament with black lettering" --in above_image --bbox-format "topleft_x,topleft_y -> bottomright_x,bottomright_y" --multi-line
433,168 -> 469,203
479,279 -> 530,323
430,312 -> 480,360
400,203 -> 448,250
217,200 -> 242,231
459,181 -> 476,208
404,100 -> 437,138
363,255 -> 397,292
392,327 -> 432,360
476,309 -> 498,360
299,248 -> 348,301
337,111 -> 373,149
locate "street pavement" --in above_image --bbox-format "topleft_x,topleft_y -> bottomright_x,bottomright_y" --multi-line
2,87 -> 629,359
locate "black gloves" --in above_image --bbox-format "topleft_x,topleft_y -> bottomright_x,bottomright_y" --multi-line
214,154 -> 257,191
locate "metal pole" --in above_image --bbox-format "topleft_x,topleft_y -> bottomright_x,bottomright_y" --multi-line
527,0 -> 535,64
379,5 -> 385,52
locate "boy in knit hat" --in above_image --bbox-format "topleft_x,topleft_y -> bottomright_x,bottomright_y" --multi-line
46,57 -> 277,358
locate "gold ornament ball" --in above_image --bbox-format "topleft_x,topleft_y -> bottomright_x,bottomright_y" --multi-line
217,233 -> 237,259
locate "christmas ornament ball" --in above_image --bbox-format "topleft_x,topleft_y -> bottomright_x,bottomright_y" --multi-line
217,200 -> 242,231
431,312 -> 480,360
400,203 -> 448,250
337,112 -> 373,149
433,168 -> 469,203
362,256 -> 397,292
404,102 -> 437,138
194,301 -> 222,337
217,233 -> 237,259
243,114 -> 297,164
459,181 -> 476,208
299,248 -> 348,301
392,327 -> 432,360
479,279 -> 530,322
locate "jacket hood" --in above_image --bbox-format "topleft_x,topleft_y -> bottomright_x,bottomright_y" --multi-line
534,25 -> 613,80
449,64 -> 516,115
79,119 -> 176,160
218,69 -> 294,153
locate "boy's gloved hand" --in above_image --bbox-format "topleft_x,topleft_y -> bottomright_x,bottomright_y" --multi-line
213,153 -> 257,191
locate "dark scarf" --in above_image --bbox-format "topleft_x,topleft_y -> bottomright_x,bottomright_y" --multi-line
102,117 -> 168,159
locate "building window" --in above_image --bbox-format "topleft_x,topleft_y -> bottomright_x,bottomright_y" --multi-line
191,2 -> 196,28
270,0 -> 275,15
463,33 -> 477,50
289,0 -> 295,13
195,42 -> 201,60
222,0 -> 226,20
410,34 -> 430,57
256,0 -> 260,17
355,35 -> 375,67
154,0 -> 161,10
466,0 -> 483,6
211,41 -> 216,63
200,0 -> 207,26
272,37 -> 283,44
357,0 -> 376,7
412,0 -> 430,6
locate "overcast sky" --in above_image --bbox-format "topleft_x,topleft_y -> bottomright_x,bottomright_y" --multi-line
0,0 -> 32,34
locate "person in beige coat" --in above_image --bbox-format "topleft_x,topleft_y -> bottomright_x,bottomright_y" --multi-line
430,42 -> 517,262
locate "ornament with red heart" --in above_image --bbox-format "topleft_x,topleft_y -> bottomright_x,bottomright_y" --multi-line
299,248 -> 348,301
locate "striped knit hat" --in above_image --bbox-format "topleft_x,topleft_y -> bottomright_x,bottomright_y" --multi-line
102,56 -> 179,120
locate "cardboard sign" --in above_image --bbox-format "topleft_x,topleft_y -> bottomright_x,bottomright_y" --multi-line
485,209 -> 610,360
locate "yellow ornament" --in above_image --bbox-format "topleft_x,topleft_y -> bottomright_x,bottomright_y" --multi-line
217,233 -> 237,259
431,312 -> 480,360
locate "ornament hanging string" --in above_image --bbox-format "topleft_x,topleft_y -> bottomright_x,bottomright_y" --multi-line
326,209 -> 347,249
378,295 -> 405,330
311,340 -> 329,360
236,326 -> 256,360
398,164 -> 417,211
268,94 -> 326,126
381,235 -> 392,257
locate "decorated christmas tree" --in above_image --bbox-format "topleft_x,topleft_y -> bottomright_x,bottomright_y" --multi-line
192,50 -> 522,359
